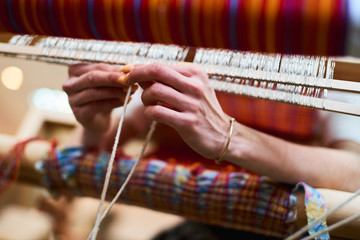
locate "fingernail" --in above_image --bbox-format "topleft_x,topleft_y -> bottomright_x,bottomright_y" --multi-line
131,84 -> 139,93
118,73 -> 129,85
119,65 -> 133,74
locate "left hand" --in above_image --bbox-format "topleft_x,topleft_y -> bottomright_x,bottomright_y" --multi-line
125,63 -> 232,160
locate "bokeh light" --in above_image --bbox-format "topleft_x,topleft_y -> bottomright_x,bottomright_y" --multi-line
31,88 -> 72,113
1,66 -> 23,90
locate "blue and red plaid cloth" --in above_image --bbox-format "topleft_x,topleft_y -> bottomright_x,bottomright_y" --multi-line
36,145 -> 328,239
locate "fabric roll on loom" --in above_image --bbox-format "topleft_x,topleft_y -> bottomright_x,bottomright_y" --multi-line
0,0 -> 360,239
0,0 -> 359,56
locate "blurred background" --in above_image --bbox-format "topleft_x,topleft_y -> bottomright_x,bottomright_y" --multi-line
0,33 -> 183,240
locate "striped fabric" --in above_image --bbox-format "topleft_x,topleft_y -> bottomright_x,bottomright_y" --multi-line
37,147 -> 297,238
217,92 -> 318,142
0,0 -> 351,56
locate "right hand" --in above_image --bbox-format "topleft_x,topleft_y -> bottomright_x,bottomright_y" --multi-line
63,63 -> 132,134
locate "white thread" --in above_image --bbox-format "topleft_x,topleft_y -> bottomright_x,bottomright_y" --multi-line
88,85 -> 133,240
87,120 -> 158,239
285,188 -> 360,240
300,211 -> 360,240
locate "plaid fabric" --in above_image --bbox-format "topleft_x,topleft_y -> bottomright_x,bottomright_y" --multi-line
38,147 -> 297,238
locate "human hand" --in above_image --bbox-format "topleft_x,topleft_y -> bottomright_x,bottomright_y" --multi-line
125,63 -> 232,160
63,63 -> 136,134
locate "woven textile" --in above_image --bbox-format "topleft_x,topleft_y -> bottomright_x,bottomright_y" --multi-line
37,147 -> 297,238
217,93 -> 318,142
294,182 -> 330,240
0,0 -> 351,56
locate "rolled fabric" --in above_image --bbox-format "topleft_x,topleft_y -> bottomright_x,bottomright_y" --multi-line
0,0 -> 358,56
37,146 -> 297,238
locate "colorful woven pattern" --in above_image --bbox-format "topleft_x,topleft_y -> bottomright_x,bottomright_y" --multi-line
294,182 -> 330,240
37,147 -> 297,238
0,0 -> 350,56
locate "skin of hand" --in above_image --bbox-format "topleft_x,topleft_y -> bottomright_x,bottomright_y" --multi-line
125,63 -> 233,160
63,63 -> 137,148
64,62 -> 360,191
125,63 -> 360,192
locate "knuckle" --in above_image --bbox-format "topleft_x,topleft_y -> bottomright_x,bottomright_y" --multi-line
94,63 -> 109,71
151,82 -> 165,95
62,80 -> 72,92
85,71 -> 97,84
68,64 -> 78,77
188,81 -> 204,96
149,63 -> 164,76
189,114 -> 199,125
182,114 -> 198,130
189,65 -> 205,76
190,101 -> 202,112
68,64 -> 84,77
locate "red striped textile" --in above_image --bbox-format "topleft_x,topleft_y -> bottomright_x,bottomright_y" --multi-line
0,0 -> 349,56
216,92 -> 318,142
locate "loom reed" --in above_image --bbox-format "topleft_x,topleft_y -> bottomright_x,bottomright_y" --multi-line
1,34 -> 360,117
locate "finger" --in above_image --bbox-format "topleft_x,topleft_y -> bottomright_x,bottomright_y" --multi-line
126,63 -> 205,78
141,83 -> 195,112
68,63 -> 121,77
69,87 -> 127,106
170,63 -> 207,78
63,70 -> 126,94
138,81 -> 154,90
74,99 -> 126,119
119,65 -> 133,74
144,104 -> 190,129
125,63 -> 190,92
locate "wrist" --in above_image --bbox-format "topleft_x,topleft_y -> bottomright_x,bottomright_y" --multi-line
222,121 -> 253,164
81,128 -> 107,148
215,118 -> 235,164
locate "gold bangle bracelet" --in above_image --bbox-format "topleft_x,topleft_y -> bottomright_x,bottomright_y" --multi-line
215,118 -> 235,165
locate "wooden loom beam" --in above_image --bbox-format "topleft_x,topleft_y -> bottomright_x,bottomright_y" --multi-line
0,134 -> 47,187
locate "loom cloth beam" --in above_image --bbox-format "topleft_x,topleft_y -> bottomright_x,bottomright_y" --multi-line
0,0 -> 358,57
1,135 -> 360,239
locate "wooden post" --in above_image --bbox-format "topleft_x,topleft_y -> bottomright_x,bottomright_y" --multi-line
0,134 -> 50,187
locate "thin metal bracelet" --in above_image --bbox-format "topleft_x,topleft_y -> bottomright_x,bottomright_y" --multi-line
215,117 -> 235,165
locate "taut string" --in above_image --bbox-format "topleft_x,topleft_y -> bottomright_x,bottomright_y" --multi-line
88,86 -> 133,240
88,85 -> 158,240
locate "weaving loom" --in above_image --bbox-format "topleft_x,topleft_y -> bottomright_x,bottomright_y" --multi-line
0,0 -> 360,239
